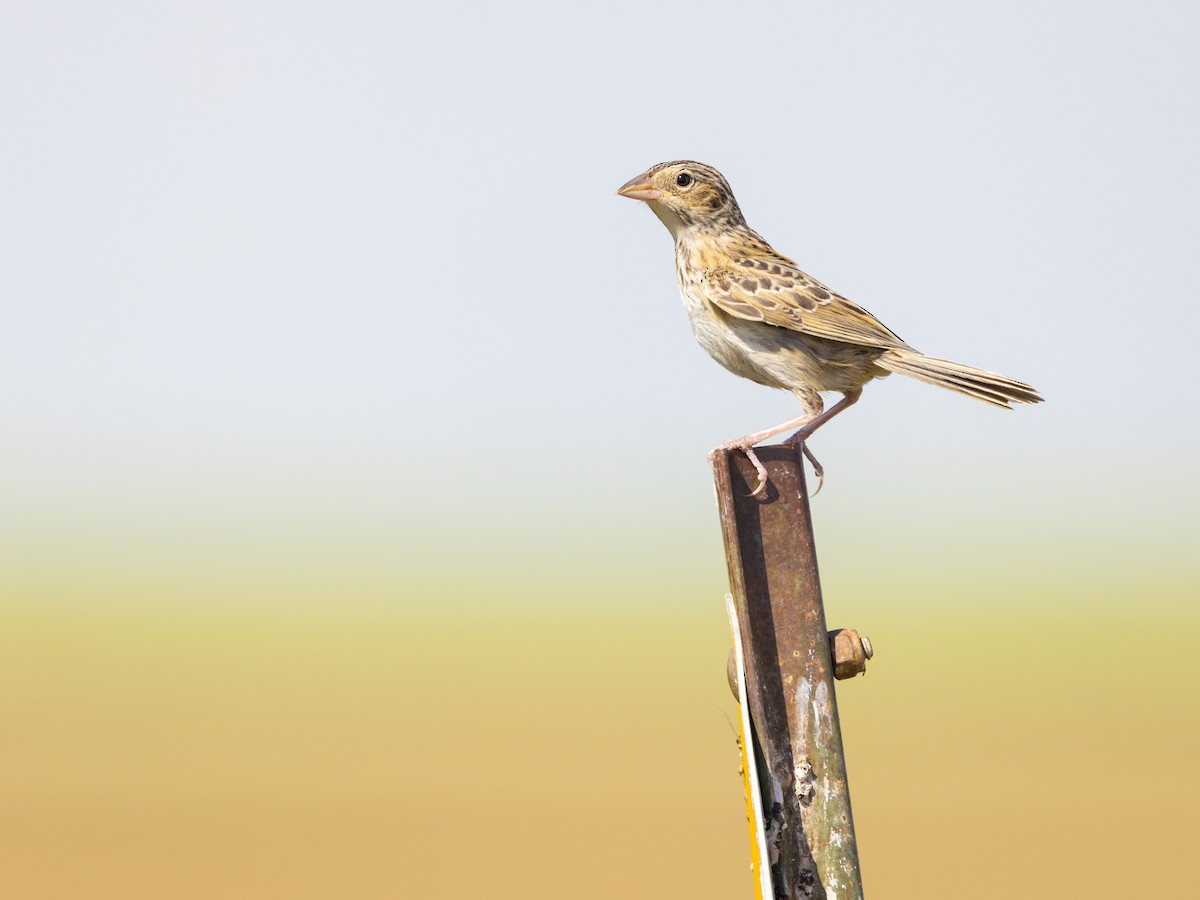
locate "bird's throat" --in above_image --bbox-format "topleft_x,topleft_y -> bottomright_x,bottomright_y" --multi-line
648,201 -> 693,241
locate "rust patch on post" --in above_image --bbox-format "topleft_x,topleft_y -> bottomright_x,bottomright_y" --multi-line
714,446 -> 863,899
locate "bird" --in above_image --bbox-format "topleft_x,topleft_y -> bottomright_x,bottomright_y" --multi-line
617,160 -> 1042,495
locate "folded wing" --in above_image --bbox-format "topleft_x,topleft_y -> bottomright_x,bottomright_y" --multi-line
703,259 -> 912,351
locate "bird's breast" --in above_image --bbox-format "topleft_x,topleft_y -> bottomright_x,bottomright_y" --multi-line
676,276 -> 787,388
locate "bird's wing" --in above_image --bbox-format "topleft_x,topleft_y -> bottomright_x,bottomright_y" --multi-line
704,259 -> 911,350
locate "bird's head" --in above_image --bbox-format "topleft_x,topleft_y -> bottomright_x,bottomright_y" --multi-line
617,161 -> 745,239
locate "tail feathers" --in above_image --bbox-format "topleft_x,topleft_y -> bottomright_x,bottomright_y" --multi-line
878,350 -> 1043,409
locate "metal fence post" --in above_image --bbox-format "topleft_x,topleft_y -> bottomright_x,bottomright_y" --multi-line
713,444 -> 865,900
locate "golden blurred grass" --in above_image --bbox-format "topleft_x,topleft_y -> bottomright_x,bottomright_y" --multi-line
2,580 -> 1197,898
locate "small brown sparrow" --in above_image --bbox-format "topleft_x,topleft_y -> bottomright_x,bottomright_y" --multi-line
618,160 -> 1042,494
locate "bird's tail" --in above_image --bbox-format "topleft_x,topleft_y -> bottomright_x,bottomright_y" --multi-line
877,349 -> 1043,409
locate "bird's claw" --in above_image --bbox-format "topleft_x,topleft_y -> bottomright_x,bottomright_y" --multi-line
785,431 -> 825,496
800,443 -> 825,496
710,442 -> 770,496
745,447 -> 769,496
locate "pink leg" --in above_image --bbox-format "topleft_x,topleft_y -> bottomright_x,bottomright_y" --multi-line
708,411 -> 822,497
783,388 -> 863,495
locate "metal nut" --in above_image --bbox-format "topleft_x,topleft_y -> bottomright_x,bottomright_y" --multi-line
829,628 -> 873,679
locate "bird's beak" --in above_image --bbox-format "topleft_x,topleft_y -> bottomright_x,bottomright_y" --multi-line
616,173 -> 662,202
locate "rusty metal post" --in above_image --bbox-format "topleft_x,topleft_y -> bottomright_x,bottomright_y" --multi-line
713,445 -> 863,899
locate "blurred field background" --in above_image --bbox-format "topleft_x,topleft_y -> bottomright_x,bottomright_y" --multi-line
5,561 -> 1199,897
3,1 -> 1198,897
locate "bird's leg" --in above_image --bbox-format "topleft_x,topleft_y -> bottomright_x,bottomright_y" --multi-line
709,411 -> 821,497
785,387 -> 863,443
783,388 -> 863,495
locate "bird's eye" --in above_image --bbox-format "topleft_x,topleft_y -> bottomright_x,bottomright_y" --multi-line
676,172 -> 693,187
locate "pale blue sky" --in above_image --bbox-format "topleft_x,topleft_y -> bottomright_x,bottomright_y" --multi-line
2,1 -> 1196,607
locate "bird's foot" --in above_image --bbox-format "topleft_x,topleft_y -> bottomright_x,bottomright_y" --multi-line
784,430 -> 825,496
709,440 -> 770,496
